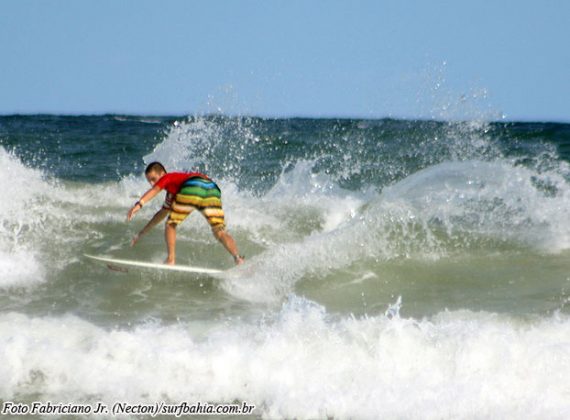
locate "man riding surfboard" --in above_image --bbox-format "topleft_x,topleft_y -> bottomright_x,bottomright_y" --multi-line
127,162 -> 244,265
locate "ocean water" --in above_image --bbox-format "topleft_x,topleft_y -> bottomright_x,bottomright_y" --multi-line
0,114 -> 569,419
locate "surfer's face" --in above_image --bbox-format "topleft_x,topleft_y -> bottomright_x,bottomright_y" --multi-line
145,169 -> 164,186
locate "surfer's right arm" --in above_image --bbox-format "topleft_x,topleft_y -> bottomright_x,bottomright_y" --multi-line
127,185 -> 162,222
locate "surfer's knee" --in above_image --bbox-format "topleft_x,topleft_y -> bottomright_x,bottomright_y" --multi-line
211,226 -> 226,240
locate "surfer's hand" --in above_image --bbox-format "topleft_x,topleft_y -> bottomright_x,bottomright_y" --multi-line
131,233 -> 140,247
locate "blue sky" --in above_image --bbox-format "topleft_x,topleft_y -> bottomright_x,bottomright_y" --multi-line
1,1 -> 568,121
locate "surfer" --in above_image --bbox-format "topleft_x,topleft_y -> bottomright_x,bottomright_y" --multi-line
127,162 -> 244,265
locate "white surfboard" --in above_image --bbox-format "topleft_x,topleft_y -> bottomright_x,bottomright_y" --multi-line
84,254 -> 223,275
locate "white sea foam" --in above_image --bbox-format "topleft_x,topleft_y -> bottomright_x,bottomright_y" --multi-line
0,148 -> 52,287
0,249 -> 44,288
1,297 -> 569,419
3,135 -> 570,300
0,148 -> 152,288
221,158 -> 570,302
380,159 -> 570,251
143,116 -> 261,177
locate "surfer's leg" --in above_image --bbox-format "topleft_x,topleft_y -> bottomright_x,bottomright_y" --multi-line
212,225 -> 243,265
165,222 -> 177,265
212,227 -> 244,265
166,190 -> 198,265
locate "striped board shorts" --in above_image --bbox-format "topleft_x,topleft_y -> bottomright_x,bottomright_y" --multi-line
167,176 -> 226,230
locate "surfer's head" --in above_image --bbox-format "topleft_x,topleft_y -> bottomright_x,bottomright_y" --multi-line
145,161 -> 167,185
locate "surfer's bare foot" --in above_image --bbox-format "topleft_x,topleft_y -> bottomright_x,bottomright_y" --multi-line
164,258 -> 175,265
233,255 -> 245,265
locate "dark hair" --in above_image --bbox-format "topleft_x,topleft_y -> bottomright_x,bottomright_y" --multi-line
145,161 -> 167,175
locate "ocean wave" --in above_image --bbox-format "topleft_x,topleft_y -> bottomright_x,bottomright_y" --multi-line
1,297 -> 569,419
219,157 -> 570,302
3,140 -> 570,299
0,147 -> 149,288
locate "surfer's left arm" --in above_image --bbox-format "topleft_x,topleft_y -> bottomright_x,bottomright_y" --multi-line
127,185 -> 162,221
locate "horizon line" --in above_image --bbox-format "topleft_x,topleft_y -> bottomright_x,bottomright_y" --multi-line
0,111 -> 568,125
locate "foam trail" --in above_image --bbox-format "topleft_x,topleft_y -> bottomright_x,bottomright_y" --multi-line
221,159 -> 570,302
